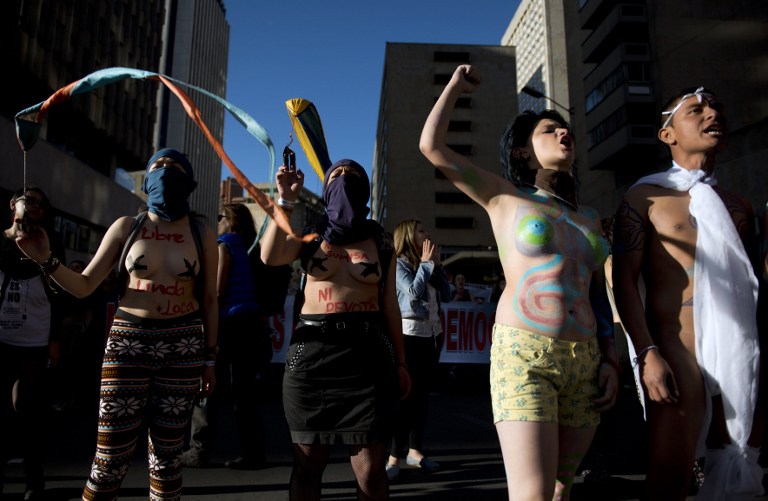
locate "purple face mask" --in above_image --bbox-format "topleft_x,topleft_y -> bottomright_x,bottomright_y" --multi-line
321,160 -> 371,245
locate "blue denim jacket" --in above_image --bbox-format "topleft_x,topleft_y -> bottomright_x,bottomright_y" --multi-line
395,257 -> 452,320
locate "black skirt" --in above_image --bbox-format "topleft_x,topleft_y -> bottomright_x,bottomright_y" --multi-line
283,311 -> 398,445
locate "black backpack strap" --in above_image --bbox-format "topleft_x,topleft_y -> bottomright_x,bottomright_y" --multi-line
299,230 -> 323,272
117,212 -> 148,299
294,230 -> 322,325
188,215 -> 205,304
0,271 -> 11,311
371,223 -> 393,309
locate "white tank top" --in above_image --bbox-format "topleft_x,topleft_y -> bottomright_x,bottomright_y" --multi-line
0,272 -> 52,347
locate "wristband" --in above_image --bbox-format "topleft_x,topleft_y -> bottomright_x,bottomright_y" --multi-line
632,344 -> 659,367
203,360 -> 216,367
38,254 -> 61,275
277,198 -> 295,210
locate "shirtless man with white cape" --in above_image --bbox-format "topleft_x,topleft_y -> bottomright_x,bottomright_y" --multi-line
613,87 -> 765,500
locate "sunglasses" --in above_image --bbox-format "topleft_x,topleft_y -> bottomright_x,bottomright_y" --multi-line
218,214 -> 227,222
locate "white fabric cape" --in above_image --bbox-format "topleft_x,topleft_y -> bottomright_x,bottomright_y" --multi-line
631,163 -> 762,499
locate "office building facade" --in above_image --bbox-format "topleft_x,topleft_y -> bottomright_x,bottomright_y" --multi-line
371,43 -> 517,282
156,0 -> 229,225
0,0 -> 230,263
503,0 -> 768,218
501,0 -> 570,117
569,0 -> 768,215
220,177 -> 325,239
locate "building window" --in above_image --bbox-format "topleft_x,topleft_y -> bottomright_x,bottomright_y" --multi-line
448,144 -> 473,155
588,108 -> 626,148
435,192 -> 474,204
434,74 -> 452,85
434,97 -> 472,108
585,61 -> 651,113
624,43 -> 649,56
455,97 -> 472,108
626,62 -> 651,82
630,125 -> 655,138
520,67 -> 545,112
436,217 -> 475,229
448,121 -> 472,132
585,64 -> 624,113
434,51 -> 471,63
620,5 -> 645,16
55,215 -> 105,255
59,219 -> 79,252
628,85 -> 651,95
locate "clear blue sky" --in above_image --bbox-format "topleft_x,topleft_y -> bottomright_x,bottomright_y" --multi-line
220,0 -> 519,195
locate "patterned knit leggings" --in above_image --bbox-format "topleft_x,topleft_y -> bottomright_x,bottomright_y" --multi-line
82,311 -> 205,501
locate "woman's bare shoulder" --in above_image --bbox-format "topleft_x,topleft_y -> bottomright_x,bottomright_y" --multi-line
106,215 -> 143,241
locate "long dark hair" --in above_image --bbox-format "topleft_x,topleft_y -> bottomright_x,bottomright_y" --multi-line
220,203 -> 257,250
11,186 -> 55,230
498,109 -> 575,185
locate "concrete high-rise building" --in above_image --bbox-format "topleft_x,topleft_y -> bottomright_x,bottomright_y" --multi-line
501,0 -> 570,117
371,43 -> 517,282
155,0 -> 229,225
570,0 -> 768,216
0,0 -> 168,263
0,0 -> 231,263
503,1 -> 768,218
571,1 -> 768,216
220,177 -> 325,239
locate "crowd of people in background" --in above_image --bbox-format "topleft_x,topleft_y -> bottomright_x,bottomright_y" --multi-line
2,67 -> 767,501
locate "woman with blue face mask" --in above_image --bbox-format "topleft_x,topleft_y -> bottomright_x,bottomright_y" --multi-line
15,148 -> 219,500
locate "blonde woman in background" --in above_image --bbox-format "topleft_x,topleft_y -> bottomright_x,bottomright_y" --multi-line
386,219 -> 452,480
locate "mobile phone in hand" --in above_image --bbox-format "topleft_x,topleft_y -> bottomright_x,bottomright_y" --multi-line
283,146 -> 296,171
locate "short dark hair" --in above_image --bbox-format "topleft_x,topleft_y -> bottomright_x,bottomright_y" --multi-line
11,186 -> 54,228
499,109 -> 571,185
12,186 -> 50,208
660,86 -> 720,128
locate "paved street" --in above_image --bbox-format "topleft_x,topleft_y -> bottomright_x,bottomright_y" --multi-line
2,365 -> 766,500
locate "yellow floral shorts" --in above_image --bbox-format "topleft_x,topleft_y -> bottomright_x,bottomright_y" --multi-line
490,324 -> 600,427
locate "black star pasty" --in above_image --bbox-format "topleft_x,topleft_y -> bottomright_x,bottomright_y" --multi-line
309,256 -> 328,273
127,255 -> 147,273
178,258 -> 197,278
360,262 -> 380,277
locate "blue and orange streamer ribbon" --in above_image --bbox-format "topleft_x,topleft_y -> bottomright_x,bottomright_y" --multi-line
14,67 -> 299,238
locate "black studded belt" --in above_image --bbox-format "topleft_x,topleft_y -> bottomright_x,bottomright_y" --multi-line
297,313 -> 383,334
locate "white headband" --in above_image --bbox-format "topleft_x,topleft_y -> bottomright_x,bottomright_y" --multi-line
661,87 -> 717,128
